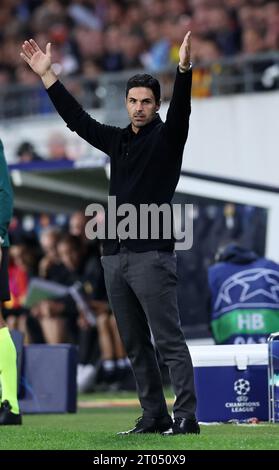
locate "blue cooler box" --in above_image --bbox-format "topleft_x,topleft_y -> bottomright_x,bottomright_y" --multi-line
19,344 -> 77,414
189,344 -> 268,422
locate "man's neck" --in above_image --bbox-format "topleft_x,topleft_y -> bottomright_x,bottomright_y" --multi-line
131,124 -> 140,134
131,114 -> 159,134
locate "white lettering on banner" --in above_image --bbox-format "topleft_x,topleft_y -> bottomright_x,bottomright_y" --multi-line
225,401 -> 261,413
234,336 -> 267,344
232,407 -> 254,413
252,314 -> 265,330
237,313 -> 264,331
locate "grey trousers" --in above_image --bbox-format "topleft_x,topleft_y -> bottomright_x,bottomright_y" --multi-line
101,247 -> 197,419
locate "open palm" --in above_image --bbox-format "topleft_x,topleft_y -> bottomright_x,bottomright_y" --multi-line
20,40 -> 52,77
179,31 -> 191,67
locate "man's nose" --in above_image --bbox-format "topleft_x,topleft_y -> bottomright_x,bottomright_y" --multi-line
136,102 -> 143,112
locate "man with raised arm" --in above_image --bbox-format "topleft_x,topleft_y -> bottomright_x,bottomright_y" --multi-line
20,33 -> 199,435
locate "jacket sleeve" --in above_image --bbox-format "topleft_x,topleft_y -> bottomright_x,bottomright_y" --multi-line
0,140 -> 13,240
47,81 -> 121,156
164,67 -> 192,148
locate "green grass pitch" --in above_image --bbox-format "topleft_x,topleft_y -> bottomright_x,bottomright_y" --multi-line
0,392 -> 278,450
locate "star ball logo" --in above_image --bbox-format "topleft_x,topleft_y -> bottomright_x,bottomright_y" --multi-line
225,378 -> 260,414
234,379 -> 251,396
214,268 -> 279,314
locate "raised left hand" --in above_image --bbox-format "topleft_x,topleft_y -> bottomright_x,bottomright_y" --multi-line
179,31 -> 191,68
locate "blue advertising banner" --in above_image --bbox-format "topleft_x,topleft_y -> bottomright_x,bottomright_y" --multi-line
195,365 -> 268,422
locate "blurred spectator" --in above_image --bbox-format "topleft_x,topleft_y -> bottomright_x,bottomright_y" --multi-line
241,27 -> 275,90
69,210 -> 102,267
141,19 -> 170,72
16,141 -> 43,164
69,211 -> 87,238
192,39 -> 223,97
205,203 -> 243,262
31,234 -> 90,344
120,32 -> 145,69
2,243 -> 34,343
206,7 -> 241,56
47,131 -> 71,160
102,26 -> 124,72
242,27 -> 266,55
239,205 -> 267,256
38,227 -> 66,281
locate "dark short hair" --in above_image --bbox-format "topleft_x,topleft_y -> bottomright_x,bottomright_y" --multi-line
17,141 -> 34,156
126,74 -> 161,104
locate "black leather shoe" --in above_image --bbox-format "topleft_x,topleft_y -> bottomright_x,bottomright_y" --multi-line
117,415 -> 173,435
0,400 -> 22,425
162,417 -> 200,435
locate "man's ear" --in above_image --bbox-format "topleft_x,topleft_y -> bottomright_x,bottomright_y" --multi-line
156,100 -> 161,112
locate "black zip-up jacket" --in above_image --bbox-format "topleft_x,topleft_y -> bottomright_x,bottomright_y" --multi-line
47,67 -> 192,255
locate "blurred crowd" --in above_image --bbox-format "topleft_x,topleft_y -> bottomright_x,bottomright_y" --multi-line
3,211 -> 132,391
2,197 -> 267,388
0,0 -> 278,88
3,200 -> 267,336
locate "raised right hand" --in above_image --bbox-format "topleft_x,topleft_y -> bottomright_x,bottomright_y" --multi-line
20,39 -> 52,77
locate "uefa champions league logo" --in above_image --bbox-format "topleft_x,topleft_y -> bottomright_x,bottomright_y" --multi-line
234,379 -> 251,396
225,379 -> 260,413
